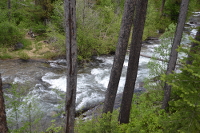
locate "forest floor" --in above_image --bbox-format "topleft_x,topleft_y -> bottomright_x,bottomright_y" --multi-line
0,34 -> 57,60
22,35 -> 56,59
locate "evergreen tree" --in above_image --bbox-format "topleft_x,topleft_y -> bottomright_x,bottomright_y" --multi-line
162,0 -> 190,110
161,29 -> 200,132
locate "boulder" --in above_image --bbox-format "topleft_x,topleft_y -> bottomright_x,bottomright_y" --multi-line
14,42 -> 24,50
2,83 -> 12,90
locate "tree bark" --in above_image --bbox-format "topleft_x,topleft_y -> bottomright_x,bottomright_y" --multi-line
64,0 -> 77,133
186,28 -> 200,64
7,0 -> 11,22
160,0 -> 166,16
0,74 -> 9,133
119,0 -> 148,124
161,0 -> 189,110
102,0 -> 136,114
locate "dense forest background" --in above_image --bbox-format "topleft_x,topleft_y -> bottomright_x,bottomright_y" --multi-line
0,0 -> 198,61
0,0 -> 200,132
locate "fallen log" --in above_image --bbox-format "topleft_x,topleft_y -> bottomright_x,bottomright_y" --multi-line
140,54 -> 182,66
140,54 -> 167,62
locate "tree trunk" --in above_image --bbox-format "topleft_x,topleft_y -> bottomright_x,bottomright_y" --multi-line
102,0 -> 136,114
160,0 -> 166,16
119,0 -> 148,124
161,0 -> 189,110
7,0 -> 11,22
186,28 -> 200,64
64,0 -> 77,133
0,74 -> 9,133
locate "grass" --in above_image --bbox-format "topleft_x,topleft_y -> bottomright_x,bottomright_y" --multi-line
0,36 -> 58,60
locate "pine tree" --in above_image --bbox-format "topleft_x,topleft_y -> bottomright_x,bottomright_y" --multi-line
161,28 -> 200,132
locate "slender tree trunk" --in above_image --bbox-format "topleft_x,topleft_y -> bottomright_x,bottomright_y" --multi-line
7,0 -> 11,22
161,0 -> 190,110
119,0 -> 148,124
0,74 -> 9,133
64,0 -> 77,133
103,0 -> 136,114
186,28 -> 200,64
160,0 -> 166,16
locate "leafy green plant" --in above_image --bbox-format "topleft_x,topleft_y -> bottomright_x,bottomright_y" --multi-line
75,110 -> 120,133
45,120 -> 63,133
4,83 -> 44,132
20,39 -> 32,50
123,90 -> 165,133
18,51 -> 30,60
0,21 -> 23,47
145,24 -> 176,90
0,48 -> 12,59
161,44 -> 200,132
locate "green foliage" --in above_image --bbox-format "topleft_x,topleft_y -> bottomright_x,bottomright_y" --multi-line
46,23 -> 66,56
20,39 -> 32,50
76,0 -> 120,60
4,83 -> 44,132
75,89 -> 167,133
145,24 -> 176,90
18,51 -> 30,60
75,111 -> 120,133
45,120 -> 63,133
144,0 -> 171,38
46,0 -> 120,61
0,48 -> 12,59
163,0 -> 199,23
164,0 -> 181,22
188,0 -> 200,18
77,27 -> 99,60
161,43 -> 200,132
96,0 -> 112,6
0,21 -> 23,47
123,91 -> 165,133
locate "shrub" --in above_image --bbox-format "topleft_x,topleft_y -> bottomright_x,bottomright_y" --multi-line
18,51 -> 30,60
0,21 -> 23,47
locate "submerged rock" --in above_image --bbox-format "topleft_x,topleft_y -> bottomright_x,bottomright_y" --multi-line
79,86 -> 146,119
2,83 -> 12,90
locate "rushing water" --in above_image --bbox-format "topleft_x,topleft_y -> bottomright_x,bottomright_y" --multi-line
0,12 -> 199,120
0,45 -> 153,112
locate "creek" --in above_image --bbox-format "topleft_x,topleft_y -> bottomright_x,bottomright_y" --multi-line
0,12 -> 199,124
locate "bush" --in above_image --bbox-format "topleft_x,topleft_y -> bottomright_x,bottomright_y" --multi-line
0,21 -> 23,47
75,111 -> 120,133
18,51 -> 30,60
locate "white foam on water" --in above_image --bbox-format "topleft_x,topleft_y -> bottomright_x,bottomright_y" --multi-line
13,77 -> 25,83
193,12 -> 200,16
40,43 -> 160,109
191,29 -> 197,37
96,56 -> 114,66
76,92 -> 104,110
91,68 -> 110,88
42,72 -> 66,91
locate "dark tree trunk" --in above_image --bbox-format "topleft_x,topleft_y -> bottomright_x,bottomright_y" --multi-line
35,0 -> 39,5
160,0 -> 166,16
0,74 -> 9,133
119,0 -> 148,124
161,0 -> 189,110
7,0 -> 11,22
186,28 -> 200,64
103,0 -> 136,114
64,0 -> 77,133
